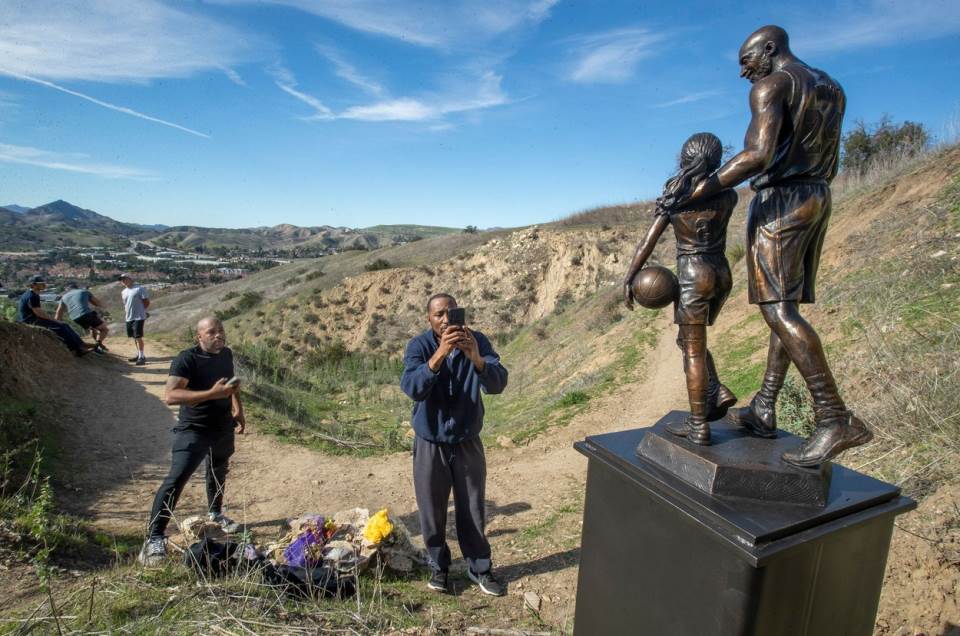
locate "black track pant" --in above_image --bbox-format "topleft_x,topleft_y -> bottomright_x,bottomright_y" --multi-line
413,435 -> 491,574
147,427 -> 234,539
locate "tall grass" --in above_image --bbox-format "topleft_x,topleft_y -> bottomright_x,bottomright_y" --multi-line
233,342 -> 408,455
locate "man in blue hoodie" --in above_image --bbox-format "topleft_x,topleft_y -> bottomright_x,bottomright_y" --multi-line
400,293 -> 508,596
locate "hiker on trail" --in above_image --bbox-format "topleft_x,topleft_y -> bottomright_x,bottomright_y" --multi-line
17,275 -> 91,356
623,132 -> 739,445
139,316 -> 246,566
400,293 -> 509,597
55,282 -> 109,354
119,273 -> 150,365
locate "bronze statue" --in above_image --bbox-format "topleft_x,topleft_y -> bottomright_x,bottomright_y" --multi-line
624,132 -> 739,445
659,25 -> 872,467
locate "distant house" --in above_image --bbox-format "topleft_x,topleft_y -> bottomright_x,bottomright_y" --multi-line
216,267 -> 247,278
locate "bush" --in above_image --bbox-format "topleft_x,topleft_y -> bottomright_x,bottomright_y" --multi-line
305,270 -> 325,281
214,291 -> 264,322
463,225 -> 479,234
842,116 -> 928,176
558,391 -> 589,407
365,259 -> 392,272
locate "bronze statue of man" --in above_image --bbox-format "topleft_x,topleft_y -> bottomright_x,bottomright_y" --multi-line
662,25 -> 872,467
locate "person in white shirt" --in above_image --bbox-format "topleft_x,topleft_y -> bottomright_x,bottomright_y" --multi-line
119,273 -> 151,365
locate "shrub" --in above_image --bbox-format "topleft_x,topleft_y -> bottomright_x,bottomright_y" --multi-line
463,225 -> 479,234
365,259 -> 392,272
305,270 -> 325,281
842,116 -> 929,176
558,391 -> 589,407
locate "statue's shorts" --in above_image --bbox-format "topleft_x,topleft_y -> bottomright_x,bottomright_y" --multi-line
675,253 -> 732,326
746,181 -> 831,304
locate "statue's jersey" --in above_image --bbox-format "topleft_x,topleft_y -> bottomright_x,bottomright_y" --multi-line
657,189 -> 738,256
751,62 -> 846,190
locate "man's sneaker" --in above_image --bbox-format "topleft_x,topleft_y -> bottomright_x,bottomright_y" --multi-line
138,536 -> 167,566
209,512 -> 241,533
135,357 -> 146,366
427,569 -> 449,593
468,569 -> 506,597
127,355 -> 140,362
93,344 -> 107,355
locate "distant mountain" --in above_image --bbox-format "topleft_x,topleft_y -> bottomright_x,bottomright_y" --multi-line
0,199 -> 458,253
2,204 -> 30,214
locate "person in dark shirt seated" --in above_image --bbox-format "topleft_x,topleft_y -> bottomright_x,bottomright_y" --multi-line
138,316 -> 246,566
400,293 -> 509,596
17,275 -> 90,356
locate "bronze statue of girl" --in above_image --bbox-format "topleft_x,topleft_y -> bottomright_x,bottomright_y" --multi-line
623,132 -> 737,444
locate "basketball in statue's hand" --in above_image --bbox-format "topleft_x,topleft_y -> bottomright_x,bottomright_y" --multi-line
630,265 -> 679,309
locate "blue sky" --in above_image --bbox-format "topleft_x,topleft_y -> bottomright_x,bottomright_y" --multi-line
0,0 -> 958,230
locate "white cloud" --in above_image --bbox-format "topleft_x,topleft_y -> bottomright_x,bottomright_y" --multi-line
0,142 -> 158,180
276,65 -> 507,122
792,0 -> 960,55
566,27 -> 669,84
316,46 -> 384,95
339,71 -> 508,121
653,90 -> 724,109
2,71 -> 211,138
270,65 -> 334,119
0,0 -> 258,83
212,0 -> 558,48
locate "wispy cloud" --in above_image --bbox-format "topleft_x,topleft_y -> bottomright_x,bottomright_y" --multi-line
270,65 -> 334,119
0,142 -> 158,180
653,89 -> 724,109
275,65 -> 507,123
211,0 -> 558,48
566,27 -> 669,84
221,67 -> 248,87
0,71 -> 211,139
0,0 -> 258,83
793,0 -> 960,55
339,72 -> 508,122
316,46 -> 384,96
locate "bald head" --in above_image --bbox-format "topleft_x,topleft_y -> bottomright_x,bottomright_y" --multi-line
738,25 -> 795,83
195,316 -> 227,353
196,316 -> 223,333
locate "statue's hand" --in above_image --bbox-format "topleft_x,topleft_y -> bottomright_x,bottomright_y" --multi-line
623,279 -> 635,311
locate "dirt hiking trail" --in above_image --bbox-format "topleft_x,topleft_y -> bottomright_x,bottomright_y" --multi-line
53,319 -> 681,615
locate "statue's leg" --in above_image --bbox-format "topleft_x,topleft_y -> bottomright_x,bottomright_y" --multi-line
666,325 -> 711,444
705,350 -> 737,420
759,302 -> 873,465
729,327 -> 788,437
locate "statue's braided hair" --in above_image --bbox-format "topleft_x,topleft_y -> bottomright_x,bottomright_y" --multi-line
659,132 -> 723,209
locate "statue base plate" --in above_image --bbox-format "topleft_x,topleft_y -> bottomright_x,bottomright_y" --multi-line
637,410 -> 830,506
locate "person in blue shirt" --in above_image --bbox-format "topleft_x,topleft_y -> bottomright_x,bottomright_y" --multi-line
17,275 -> 89,356
401,293 -> 508,597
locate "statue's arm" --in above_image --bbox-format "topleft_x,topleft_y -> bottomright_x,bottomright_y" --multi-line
623,214 -> 670,309
676,74 -> 790,206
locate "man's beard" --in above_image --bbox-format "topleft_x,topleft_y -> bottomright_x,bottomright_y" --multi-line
748,53 -> 773,82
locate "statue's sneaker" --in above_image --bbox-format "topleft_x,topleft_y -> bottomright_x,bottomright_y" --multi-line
729,395 -> 778,439
665,418 -> 711,445
781,413 -> 873,467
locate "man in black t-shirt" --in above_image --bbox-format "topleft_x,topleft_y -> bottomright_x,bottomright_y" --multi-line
139,316 -> 246,566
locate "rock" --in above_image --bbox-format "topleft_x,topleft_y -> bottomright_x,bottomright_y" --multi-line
523,591 -> 542,612
931,250 -> 947,258
497,435 -> 515,449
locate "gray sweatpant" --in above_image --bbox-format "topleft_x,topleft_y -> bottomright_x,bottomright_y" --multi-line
413,435 -> 491,574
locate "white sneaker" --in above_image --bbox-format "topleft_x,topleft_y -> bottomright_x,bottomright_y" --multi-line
138,536 -> 167,566
209,512 -> 241,533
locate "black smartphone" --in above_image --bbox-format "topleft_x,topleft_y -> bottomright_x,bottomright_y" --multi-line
447,307 -> 466,326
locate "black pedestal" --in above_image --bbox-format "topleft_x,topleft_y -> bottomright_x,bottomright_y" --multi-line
573,415 -> 915,636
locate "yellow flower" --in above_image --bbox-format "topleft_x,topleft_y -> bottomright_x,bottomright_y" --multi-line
362,508 -> 394,545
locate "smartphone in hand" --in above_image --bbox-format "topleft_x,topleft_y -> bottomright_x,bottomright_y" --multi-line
447,307 -> 466,326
